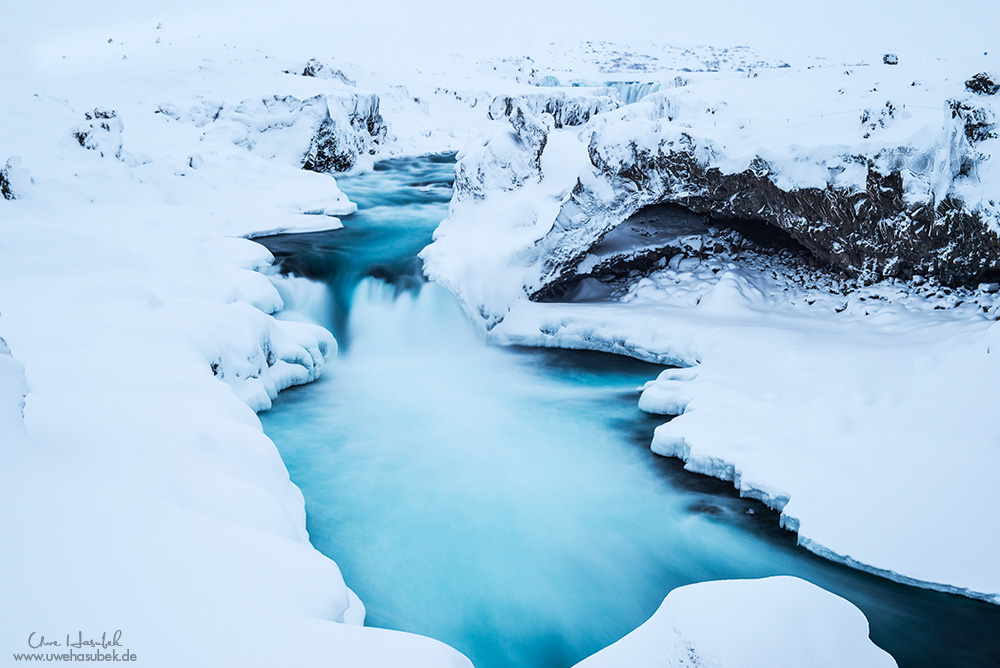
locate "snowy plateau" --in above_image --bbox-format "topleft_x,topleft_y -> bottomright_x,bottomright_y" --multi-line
1,1 -> 998,667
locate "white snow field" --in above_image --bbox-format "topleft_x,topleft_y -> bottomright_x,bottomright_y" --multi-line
2,0 -> 997,666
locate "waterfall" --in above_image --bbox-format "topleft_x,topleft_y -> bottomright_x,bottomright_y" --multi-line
607,81 -> 662,105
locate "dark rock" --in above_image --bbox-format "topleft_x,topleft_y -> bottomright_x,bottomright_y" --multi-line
518,112 -> 1000,293
965,72 -> 999,96
883,53 -> 899,65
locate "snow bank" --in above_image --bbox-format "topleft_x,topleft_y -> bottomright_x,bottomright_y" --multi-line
575,576 -> 896,668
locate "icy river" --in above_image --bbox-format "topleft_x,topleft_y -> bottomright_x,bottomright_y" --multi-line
257,154 -> 1000,668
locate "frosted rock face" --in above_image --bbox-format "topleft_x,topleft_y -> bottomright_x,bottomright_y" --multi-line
72,108 -> 124,159
575,577 -> 897,668
487,91 -> 620,128
163,93 -> 387,173
442,86 -> 999,317
260,94 -> 387,173
578,96 -> 999,287
455,101 -> 554,200
300,93 -> 387,172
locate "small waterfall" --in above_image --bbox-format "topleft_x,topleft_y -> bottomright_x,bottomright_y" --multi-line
607,81 -> 662,105
345,277 -> 480,358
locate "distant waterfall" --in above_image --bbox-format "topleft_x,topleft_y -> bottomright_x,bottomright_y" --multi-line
607,81 -> 662,105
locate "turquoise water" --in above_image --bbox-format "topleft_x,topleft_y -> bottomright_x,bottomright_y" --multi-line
258,155 -> 1000,668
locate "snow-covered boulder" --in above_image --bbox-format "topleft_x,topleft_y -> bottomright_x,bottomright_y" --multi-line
0,156 -> 30,200
454,100 -> 554,201
243,94 -> 387,173
72,108 -> 124,159
575,577 -> 896,668
182,300 -> 337,413
301,93 -> 387,173
301,57 -> 357,86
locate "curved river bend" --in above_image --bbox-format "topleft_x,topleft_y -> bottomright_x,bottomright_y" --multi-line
258,154 -> 1000,668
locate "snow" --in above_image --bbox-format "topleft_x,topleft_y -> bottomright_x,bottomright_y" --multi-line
2,0 -> 998,666
575,576 -> 896,668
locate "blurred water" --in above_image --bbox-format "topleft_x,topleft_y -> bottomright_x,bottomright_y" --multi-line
258,155 -> 1000,668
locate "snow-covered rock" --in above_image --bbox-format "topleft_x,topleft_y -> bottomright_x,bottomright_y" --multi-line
966,71 -> 1000,97
575,577 -> 896,668
426,64 -> 1000,327
72,108 -> 124,159
301,57 -> 357,86
0,156 -> 30,200
454,99 -> 554,201
228,94 -> 387,173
